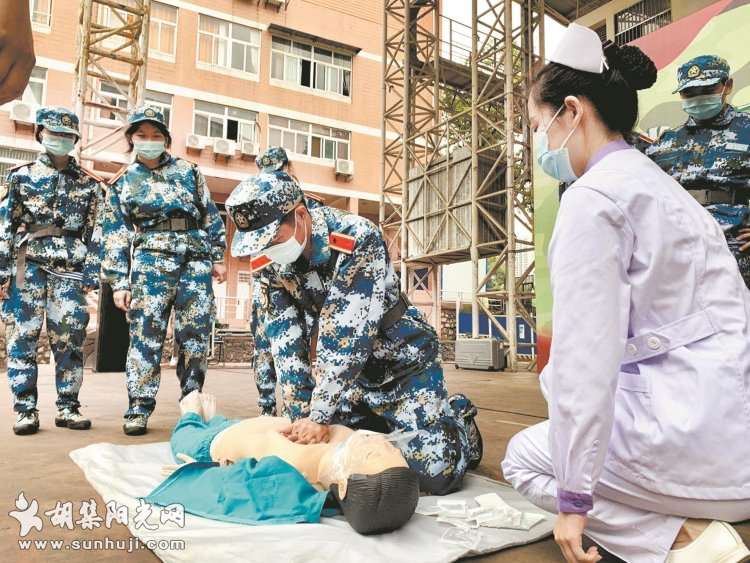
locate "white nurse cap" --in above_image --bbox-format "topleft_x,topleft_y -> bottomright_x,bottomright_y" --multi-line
549,23 -> 607,74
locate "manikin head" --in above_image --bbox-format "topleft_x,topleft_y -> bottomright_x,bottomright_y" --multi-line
317,431 -> 420,535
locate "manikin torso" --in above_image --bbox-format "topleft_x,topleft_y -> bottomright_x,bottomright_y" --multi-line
208,417 -> 408,488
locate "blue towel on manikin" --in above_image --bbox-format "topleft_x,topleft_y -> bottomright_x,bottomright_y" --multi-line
143,456 -> 329,526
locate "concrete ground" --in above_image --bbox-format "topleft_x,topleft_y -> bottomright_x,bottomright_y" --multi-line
1,364 -> 748,562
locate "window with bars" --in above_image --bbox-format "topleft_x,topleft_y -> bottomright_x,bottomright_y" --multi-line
193,100 -> 258,143
268,115 -> 350,161
592,22 -> 607,43
271,36 -> 352,98
197,15 -> 260,78
615,0 -> 671,45
98,84 -> 173,126
0,148 -> 40,185
149,2 -> 178,60
16,67 -> 47,106
30,0 -> 53,30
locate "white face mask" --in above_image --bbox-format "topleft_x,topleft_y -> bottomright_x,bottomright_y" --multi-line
265,212 -> 306,265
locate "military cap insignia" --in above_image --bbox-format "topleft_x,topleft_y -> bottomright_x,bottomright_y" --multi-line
329,232 -> 356,254
234,211 -> 250,229
687,65 -> 701,79
144,108 -> 156,118
61,114 -> 73,126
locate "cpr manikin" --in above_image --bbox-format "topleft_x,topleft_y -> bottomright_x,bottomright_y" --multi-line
166,391 -> 420,535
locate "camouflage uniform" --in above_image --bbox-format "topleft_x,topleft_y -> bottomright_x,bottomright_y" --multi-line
227,148 -> 472,495
0,107 -> 103,414
101,106 -> 226,419
645,56 -> 750,286
251,278 -> 277,416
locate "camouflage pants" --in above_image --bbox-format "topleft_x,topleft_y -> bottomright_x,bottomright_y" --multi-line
125,250 -> 213,417
4,260 -> 89,413
727,235 -> 750,289
332,357 -> 471,496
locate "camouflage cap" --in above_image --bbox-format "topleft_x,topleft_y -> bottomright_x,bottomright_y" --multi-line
127,104 -> 168,129
674,55 -> 730,93
256,146 -> 289,172
226,171 -> 303,257
35,106 -> 80,138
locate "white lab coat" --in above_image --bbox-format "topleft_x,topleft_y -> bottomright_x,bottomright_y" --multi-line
541,147 -> 750,503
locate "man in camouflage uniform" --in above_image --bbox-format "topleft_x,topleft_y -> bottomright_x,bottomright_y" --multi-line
0,107 -> 103,435
645,55 -> 750,286
101,105 -> 226,435
251,281 -> 278,416
227,147 -> 482,495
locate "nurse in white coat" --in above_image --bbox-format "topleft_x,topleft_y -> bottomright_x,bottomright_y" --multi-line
501,24 -> 750,563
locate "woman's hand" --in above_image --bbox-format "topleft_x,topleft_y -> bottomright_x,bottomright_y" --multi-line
736,228 -> 750,253
212,263 -> 227,283
113,290 -> 131,312
554,513 -> 601,563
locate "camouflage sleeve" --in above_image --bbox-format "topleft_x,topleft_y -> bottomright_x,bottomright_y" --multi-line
195,166 -> 226,262
81,183 -> 105,289
101,182 -> 134,292
309,233 -> 388,425
264,278 -> 315,421
252,280 -> 277,416
0,174 -> 21,281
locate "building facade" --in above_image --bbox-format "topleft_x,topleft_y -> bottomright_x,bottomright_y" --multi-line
2,0 -> 386,328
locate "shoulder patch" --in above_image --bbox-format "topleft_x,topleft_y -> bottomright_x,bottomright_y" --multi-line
7,160 -> 33,174
250,254 -> 273,272
329,232 -> 356,254
304,191 -> 325,204
79,166 -> 104,184
108,165 -> 129,186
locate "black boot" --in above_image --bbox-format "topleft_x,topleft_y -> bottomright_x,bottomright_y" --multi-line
123,414 -> 149,436
13,410 -> 40,435
448,393 -> 483,470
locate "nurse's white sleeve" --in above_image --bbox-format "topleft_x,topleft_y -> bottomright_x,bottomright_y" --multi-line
547,186 -> 633,514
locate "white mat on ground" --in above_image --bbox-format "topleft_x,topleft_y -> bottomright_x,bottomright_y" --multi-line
70,441 -> 553,563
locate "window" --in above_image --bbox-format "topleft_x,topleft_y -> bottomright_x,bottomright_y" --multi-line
271,36 -> 352,98
96,0 -> 137,50
98,83 -> 173,126
615,0 -> 671,45
268,115 -> 350,161
197,15 -> 260,77
193,100 -> 258,143
30,0 -> 53,30
518,323 -> 526,340
17,67 -> 47,106
0,147 -> 39,185
149,2 -> 178,60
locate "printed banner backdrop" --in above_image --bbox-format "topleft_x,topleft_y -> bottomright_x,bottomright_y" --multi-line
534,0 -> 750,372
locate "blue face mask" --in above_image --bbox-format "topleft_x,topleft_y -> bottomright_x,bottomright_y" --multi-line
682,90 -> 725,121
42,135 -> 76,157
134,140 -> 166,160
534,105 -> 579,184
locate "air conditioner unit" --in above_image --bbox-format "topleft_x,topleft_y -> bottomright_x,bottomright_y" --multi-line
239,140 -> 259,159
454,338 -> 506,371
186,134 -> 203,151
335,159 -> 354,178
9,100 -> 35,124
212,138 -> 235,158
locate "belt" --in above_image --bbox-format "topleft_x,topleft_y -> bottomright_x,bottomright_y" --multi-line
15,225 -> 83,290
620,308 -> 718,366
136,215 -> 199,233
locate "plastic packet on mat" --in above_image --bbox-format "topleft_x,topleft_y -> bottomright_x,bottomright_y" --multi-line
440,528 -> 482,550
437,499 -> 467,517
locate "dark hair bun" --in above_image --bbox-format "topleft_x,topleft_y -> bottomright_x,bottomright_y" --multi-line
605,43 -> 657,90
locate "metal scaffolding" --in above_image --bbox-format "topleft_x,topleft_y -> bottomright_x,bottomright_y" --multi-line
380,0 -> 543,370
74,0 -> 151,165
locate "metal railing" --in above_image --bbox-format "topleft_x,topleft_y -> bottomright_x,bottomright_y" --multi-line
614,0 -> 672,45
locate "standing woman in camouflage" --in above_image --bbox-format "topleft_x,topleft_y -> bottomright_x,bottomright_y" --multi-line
101,106 -> 226,436
0,107 -> 103,435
